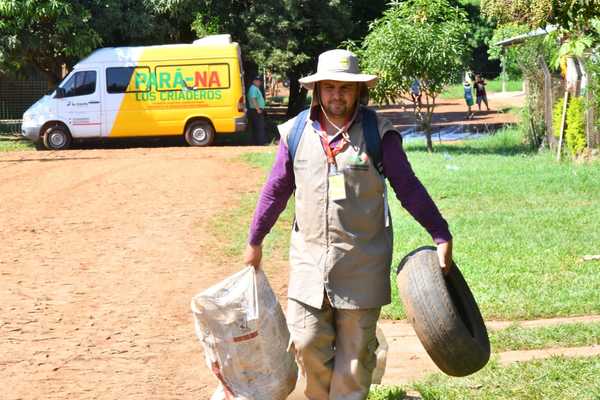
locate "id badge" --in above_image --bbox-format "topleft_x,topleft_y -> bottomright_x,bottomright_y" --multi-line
329,173 -> 346,201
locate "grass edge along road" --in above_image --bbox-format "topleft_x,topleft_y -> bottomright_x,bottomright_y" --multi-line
368,356 -> 600,400
0,137 -> 33,151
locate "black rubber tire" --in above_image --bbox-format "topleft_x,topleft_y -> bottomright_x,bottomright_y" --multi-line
42,125 -> 72,150
184,120 -> 214,147
396,246 -> 490,377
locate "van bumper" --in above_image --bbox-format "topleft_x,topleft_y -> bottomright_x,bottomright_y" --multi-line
21,122 -> 42,141
235,115 -> 247,132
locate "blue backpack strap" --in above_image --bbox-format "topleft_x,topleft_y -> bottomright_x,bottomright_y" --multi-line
287,108 -> 310,161
361,107 -> 383,175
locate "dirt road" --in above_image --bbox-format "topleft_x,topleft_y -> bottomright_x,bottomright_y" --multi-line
0,147 -> 276,400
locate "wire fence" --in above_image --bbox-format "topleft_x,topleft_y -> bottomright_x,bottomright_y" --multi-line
0,80 -> 52,135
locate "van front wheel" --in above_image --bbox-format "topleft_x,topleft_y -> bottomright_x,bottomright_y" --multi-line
43,125 -> 72,150
185,121 -> 214,147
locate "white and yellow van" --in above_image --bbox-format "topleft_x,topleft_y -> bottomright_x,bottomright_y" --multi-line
22,34 -> 246,150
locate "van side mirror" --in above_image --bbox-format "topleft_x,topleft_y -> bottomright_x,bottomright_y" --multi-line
55,87 -> 66,98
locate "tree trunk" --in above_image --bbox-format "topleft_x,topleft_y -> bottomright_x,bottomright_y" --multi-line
422,93 -> 435,152
425,131 -> 433,152
539,56 -> 556,149
286,70 -> 308,119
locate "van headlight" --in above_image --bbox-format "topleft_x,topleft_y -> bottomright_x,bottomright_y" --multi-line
22,114 -> 33,124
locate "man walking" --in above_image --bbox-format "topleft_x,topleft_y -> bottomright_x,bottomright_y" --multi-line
247,75 -> 267,145
244,50 -> 453,400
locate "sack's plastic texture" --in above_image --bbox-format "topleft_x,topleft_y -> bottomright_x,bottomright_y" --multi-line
191,267 -> 298,400
371,325 -> 388,384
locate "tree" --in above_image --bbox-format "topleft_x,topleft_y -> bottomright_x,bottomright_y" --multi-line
188,0 -> 359,117
453,0 -> 501,78
482,0 -> 599,64
360,0 -> 470,152
0,0 -> 101,84
488,23 -> 534,80
483,1 -> 599,150
0,0 -> 179,84
0,0 -> 388,119
89,1 -> 169,47
481,0 -> 598,32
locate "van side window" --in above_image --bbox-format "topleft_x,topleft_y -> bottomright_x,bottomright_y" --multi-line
61,71 -> 97,97
107,67 -> 151,93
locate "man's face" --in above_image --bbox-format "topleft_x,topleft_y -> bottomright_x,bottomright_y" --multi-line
319,80 -> 359,119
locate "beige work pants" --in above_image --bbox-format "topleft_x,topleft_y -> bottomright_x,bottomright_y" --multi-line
287,298 -> 381,400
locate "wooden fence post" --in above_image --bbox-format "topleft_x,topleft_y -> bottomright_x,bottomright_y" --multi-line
540,57 -> 555,148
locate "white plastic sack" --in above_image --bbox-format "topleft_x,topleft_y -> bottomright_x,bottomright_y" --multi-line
371,325 -> 388,384
191,266 -> 298,400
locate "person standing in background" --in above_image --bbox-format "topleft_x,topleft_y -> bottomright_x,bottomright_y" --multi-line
474,74 -> 490,111
463,79 -> 474,119
247,76 -> 267,145
410,78 -> 422,108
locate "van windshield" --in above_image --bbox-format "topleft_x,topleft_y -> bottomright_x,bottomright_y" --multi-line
59,71 -> 97,97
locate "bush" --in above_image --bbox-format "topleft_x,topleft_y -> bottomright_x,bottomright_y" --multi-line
552,97 -> 565,138
521,94 -> 545,149
565,96 -> 586,155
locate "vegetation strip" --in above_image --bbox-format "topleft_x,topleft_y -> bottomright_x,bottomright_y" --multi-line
491,321 -> 600,351
440,79 -> 523,99
384,128 -> 600,320
0,138 -> 33,152
369,356 -> 600,400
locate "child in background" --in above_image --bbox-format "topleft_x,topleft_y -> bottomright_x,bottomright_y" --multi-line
410,79 -> 422,107
475,74 -> 490,111
463,80 -> 474,119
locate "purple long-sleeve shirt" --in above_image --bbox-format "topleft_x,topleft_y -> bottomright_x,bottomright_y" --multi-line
248,130 -> 452,246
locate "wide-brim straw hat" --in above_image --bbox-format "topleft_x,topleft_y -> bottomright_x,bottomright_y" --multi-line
299,49 -> 378,90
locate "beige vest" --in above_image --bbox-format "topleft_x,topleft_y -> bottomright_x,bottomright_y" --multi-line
279,107 -> 395,309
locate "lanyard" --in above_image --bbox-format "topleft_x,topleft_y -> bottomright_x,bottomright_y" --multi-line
318,111 -> 352,168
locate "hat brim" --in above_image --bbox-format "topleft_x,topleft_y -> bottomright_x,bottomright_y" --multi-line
299,72 -> 378,90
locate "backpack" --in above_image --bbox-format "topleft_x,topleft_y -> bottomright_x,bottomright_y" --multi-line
287,107 -> 384,175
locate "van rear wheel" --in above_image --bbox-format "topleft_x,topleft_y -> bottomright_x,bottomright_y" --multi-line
43,125 -> 71,150
185,121 -> 214,147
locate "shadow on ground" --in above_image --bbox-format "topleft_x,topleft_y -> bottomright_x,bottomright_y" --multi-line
405,140 -> 535,157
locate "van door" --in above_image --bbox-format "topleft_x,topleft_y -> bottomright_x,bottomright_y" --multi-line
57,69 -> 102,137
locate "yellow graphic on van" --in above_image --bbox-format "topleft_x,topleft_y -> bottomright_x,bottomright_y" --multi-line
133,63 -> 230,92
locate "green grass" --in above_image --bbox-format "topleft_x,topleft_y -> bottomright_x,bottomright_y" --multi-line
0,138 -> 34,151
369,357 -> 600,399
367,386 -> 407,400
440,79 -> 523,99
385,128 -> 600,320
212,148 -> 295,261
409,357 -> 600,400
490,322 -> 600,352
223,127 -> 600,321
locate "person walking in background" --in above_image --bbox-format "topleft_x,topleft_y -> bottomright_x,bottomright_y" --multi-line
410,78 -> 422,108
247,75 -> 267,145
463,79 -> 474,119
474,74 -> 490,111
243,49 -> 453,400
